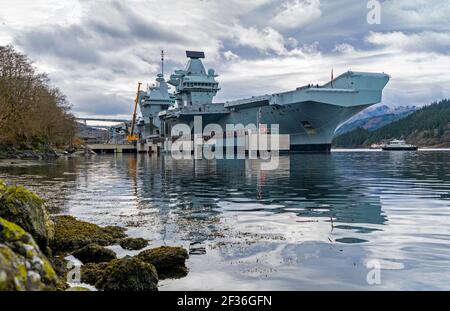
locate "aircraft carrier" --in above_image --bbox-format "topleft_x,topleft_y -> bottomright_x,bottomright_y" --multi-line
135,51 -> 389,153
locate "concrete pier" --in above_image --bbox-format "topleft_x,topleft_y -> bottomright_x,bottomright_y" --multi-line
88,143 -> 136,154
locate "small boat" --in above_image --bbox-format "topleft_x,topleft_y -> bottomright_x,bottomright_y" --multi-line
382,139 -> 418,151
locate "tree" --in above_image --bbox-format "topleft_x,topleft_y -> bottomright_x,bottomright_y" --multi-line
0,45 -> 76,148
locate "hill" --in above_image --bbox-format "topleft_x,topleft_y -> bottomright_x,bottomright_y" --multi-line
335,105 -> 417,135
333,99 -> 450,148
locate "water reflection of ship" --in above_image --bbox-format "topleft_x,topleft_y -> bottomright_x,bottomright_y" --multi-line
287,155 -> 386,226
131,154 -> 386,245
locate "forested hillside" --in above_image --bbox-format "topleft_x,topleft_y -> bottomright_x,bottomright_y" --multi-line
333,99 -> 450,147
335,105 -> 416,135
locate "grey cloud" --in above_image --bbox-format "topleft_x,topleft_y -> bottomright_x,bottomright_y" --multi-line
15,25 -> 101,64
4,0 -> 450,118
71,91 -> 131,116
88,2 -> 185,43
15,1 -> 185,68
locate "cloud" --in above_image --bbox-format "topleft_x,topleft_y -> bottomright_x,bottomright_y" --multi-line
365,31 -> 450,53
1,0 -> 449,117
382,0 -> 450,30
333,43 -> 355,54
14,2 -> 186,66
229,25 -> 288,55
223,50 -> 239,61
73,91 -> 131,116
270,0 -> 322,30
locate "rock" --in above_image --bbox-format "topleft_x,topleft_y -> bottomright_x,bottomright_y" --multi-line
0,180 -> 54,252
50,256 -> 69,277
70,146 -> 96,157
50,215 -> 126,254
95,257 -> 158,291
65,286 -> 91,291
81,262 -> 108,285
119,237 -> 148,250
0,146 -> 60,160
0,217 -> 58,290
73,243 -> 116,264
137,246 -> 188,279
49,256 -> 70,291
18,150 -> 40,160
55,276 -> 69,291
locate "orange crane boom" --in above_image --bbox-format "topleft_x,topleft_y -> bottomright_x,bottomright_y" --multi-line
127,82 -> 142,142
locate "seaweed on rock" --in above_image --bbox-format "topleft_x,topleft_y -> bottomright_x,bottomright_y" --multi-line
73,243 -> 116,264
119,237 -> 148,250
50,215 -> 126,254
137,246 -> 188,280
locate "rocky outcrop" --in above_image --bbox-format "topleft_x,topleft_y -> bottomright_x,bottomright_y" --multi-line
81,262 -> 108,285
119,237 -> 148,250
73,243 -> 116,264
0,180 -> 54,253
82,258 -> 158,291
137,246 -> 188,279
0,217 -> 58,290
50,215 -> 126,254
0,146 -> 60,160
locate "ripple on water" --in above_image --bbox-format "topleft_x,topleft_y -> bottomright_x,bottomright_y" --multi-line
1,151 -> 450,290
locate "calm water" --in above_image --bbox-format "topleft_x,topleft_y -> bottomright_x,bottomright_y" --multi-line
1,150 -> 450,290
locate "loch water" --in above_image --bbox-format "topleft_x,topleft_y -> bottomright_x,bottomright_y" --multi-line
1,150 -> 449,290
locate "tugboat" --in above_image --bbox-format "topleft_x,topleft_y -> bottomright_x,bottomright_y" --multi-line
382,139 -> 418,151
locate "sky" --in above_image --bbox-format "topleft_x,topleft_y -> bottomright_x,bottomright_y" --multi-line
0,0 -> 449,119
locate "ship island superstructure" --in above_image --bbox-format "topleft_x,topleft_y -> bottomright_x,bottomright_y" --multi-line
134,50 -> 390,154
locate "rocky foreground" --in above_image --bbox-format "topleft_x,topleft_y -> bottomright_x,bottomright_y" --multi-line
0,179 -> 188,291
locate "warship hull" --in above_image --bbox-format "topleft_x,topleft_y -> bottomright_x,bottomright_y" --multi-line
218,102 -> 372,153
138,51 -> 390,154
161,71 -> 390,153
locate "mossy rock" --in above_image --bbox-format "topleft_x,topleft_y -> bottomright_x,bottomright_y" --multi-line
0,180 -> 54,252
81,262 -> 108,286
0,217 -> 58,290
50,215 -> 126,254
137,246 -> 188,279
49,256 -> 70,291
119,237 -> 148,250
73,243 -> 116,264
95,257 -> 158,291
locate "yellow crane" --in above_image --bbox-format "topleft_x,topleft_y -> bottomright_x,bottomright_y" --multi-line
127,82 -> 142,142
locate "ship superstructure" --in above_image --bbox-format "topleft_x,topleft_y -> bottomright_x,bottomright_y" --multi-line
136,50 -> 390,153
168,51 -> 220,107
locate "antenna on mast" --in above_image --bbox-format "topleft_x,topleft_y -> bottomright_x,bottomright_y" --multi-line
331,68 -> 334,88
161,50 -> 164,77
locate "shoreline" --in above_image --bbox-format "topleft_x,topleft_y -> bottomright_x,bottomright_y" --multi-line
332,147 -> 450,152
0,180 -> 189,291
1,146 -> 450,161
0,144 -> 96,161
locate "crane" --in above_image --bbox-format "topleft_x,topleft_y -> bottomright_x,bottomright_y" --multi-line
127,82 -> 142,142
